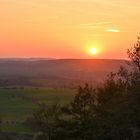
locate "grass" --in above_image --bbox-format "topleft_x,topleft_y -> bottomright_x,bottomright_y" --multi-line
0,88 -> 76,133
1,123 -> 34,133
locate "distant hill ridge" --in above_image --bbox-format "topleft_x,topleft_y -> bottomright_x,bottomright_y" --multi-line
0,57 -> 54,62
0,59 -> 128,88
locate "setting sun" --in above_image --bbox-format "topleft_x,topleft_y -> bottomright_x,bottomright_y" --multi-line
90,48 -> 97,55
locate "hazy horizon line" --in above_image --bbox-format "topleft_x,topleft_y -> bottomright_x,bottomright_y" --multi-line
0,57 -> 128,61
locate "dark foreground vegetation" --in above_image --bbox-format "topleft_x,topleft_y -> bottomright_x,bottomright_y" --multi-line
0,38 -> 140,140
30,38 -> 140,140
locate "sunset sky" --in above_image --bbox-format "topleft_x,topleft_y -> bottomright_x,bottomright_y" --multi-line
0,0 -> 140,59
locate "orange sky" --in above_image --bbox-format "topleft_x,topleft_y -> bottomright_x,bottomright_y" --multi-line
0,0 -> 140,59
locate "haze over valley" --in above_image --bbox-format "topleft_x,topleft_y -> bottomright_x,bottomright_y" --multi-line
0,58 -> 127,88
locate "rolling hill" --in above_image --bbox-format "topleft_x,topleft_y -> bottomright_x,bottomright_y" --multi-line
0,59 -> 128,88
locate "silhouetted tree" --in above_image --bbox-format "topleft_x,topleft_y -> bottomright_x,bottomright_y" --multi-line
68,84 -> 97,140
127,37 -> 140,71
33,102 -> 61,140
127,37 -> 140,86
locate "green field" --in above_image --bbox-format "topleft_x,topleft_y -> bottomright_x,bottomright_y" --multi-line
0,88 -> 76,133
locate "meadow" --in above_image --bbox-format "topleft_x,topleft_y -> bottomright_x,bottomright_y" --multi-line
0,88 -> 76,133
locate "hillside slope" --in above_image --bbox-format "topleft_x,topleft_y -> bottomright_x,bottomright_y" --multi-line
0,59 -> 127,88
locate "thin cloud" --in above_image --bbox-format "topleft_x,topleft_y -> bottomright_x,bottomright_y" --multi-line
94,21 -> 112,25
78,21 -> 112,29
106,29 -> 120,33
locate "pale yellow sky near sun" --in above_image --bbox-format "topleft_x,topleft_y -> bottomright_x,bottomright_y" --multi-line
0,0 -> 140,58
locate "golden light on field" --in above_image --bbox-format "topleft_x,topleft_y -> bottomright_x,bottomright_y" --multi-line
89,48 -> 97,55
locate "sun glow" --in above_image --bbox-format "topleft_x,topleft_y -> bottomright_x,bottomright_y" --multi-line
89,48 -> 97,55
